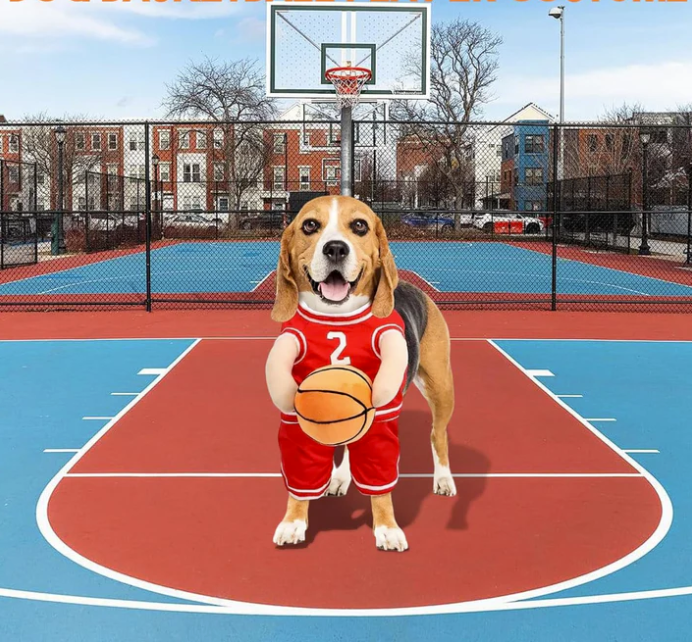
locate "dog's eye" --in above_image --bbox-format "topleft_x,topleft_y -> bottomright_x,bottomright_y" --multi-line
350,219 -> 369,236
301,219 -> 320,235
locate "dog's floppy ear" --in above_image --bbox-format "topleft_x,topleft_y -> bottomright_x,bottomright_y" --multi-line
271,223 -> 299,323
372,216 -> 398,318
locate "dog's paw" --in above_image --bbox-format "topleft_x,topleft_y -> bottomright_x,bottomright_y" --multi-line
374,525 -> 409,552
325,472 -> 351,497
273,519 -> 307,546
433,467 -> 457,497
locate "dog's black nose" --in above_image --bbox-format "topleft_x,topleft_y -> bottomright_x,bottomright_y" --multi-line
323,240 -> 350,262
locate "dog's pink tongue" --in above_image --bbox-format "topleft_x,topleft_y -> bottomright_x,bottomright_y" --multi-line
319,278 -> 350,301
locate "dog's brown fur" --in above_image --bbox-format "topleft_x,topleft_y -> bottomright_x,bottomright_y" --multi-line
269,196 -> 455,551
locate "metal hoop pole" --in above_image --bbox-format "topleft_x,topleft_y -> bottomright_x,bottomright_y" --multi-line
341,106 -> 353,197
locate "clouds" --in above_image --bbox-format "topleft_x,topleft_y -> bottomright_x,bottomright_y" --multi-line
0,0 -> 244,48
0,1 -> 153,46
493,60 -> 692,120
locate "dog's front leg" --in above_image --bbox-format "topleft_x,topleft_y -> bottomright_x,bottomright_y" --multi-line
273,496 -> 310,547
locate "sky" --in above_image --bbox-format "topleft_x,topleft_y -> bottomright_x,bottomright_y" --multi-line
0,0 -> 691,123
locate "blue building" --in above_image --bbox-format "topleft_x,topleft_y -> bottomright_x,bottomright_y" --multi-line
501,120 -> 550,212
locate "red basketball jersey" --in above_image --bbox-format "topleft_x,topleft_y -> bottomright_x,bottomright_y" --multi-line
279,301 -> 407,422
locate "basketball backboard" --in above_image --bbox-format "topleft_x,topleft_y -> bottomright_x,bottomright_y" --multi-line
266,2 -> 430,100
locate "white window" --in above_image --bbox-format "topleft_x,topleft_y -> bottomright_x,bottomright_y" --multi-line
302,132 -> 312,148
36,169 -> 45,185
183,195 -> 202,211
196,131 -> 207,149
129,165 -> 145,181
36,198 -> 45,212
108,133 -> 118,151
329,126 -> 339,145
323,162 -> 339,186
183,163 -> 201,183
163,194 -> 174,211
107,164 -> 119,190
91,133 -> 102,151
273,166 -> 285,191
159,162 -> 171,182
213,163 -> 224,181
179,130 -> 190,150
75,133 -> 86,151
9,135 -> 19,153
274,133 -> 286,154
213,128 -> 223,149
78,196 -> 86,210
354,159 -> 361,182
159,129 -> 171,151
299,166 -> 310,191
8,167 -> 19,183
217,197 -> 230,212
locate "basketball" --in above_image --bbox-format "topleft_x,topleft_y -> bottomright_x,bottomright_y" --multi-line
294,365 -> 376,446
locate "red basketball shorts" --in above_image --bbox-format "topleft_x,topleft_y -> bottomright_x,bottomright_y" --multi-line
278,415 -> 400,499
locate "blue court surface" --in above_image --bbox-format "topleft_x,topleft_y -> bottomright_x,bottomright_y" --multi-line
1,337 -> 692,641
0,241 -> 691,297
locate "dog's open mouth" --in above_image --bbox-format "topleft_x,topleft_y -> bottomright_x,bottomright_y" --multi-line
306,268 -> 362,304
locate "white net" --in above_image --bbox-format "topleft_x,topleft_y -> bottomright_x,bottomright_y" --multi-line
325,67 -> 372,109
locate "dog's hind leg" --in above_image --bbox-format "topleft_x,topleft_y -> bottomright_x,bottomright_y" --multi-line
325,447 -> 351,497
415,299 -> 456,497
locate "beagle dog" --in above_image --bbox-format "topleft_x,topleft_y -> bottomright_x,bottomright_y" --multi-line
265,195 -> 456,552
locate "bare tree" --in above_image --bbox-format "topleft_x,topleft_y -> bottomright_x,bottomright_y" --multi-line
163,57 -> 277,225
18,112 -> 109,212
391,19 -> 502,225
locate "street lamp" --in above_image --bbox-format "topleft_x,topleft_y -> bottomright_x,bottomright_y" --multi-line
152,153 -> 161,240
549,6 -> 565,181
639,130 -> 651,256
53,123 -> 67,255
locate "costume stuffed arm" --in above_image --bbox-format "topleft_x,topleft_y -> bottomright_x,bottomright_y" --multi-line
372,330 -> 409,409
266,334 -> 300,414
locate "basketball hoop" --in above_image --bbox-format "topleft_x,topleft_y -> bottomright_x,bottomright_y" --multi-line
325,66 -> 372,109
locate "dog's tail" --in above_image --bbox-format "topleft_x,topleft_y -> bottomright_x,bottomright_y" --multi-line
393,281 -> 428,394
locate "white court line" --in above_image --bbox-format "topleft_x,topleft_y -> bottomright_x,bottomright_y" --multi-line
526,369 -> 554,377
64,472 -> 642,479
110,392 -> 140,397
82,417 -> 114,421
250,271 -> 274,292
557,394 -> 583,398
21,337 -> 676,617
43,449 -> 80,454
138,368 -> 167,376
402,269 -> 441,292
585,418 -> 617,422
624,449 -> 660,454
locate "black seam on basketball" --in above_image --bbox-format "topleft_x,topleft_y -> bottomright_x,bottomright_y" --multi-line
304,367 -> 372,389
295,388 -> 368,408
294,406 -> 367,425
330,408 -> 374,446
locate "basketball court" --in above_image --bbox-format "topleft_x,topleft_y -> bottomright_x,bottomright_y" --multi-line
2,2 -> 692,640
1,311 -> 692,641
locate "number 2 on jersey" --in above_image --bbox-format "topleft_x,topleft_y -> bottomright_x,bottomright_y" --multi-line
327,331 -> 351,366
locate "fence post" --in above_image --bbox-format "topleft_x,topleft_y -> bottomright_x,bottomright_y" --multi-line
144,122 -> 153,312
84,170 -> 91,253
33,162 -> 39,264
0,160 -> 4,270
551,124 -> 559,311
686,163 -> 692,265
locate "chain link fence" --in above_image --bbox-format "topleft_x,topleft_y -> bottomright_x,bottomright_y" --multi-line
0,118 -> 690,311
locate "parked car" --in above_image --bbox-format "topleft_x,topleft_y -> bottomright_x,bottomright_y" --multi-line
401,212 -> 455,233
163,213 -> 222,238
239,211 -> 286,231
473,212 -> 544,235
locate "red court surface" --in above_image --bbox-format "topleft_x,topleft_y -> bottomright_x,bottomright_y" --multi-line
47,340 -> 662,610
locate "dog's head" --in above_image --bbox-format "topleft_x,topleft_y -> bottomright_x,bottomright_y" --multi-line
271,195 -> 398,322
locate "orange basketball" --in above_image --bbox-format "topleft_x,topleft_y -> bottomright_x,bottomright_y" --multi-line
295,365 -> 375,446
